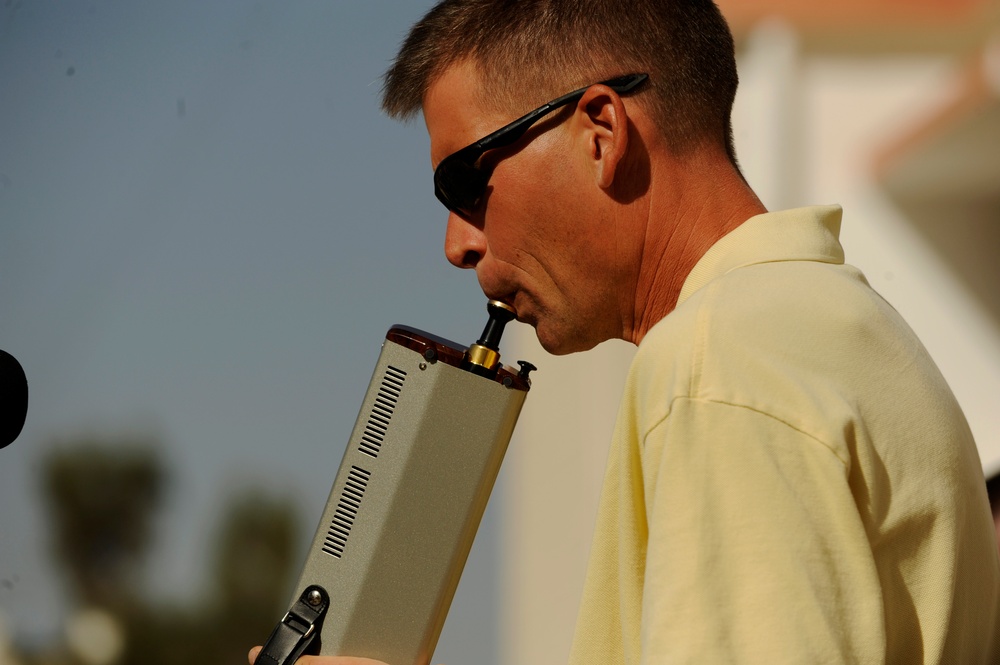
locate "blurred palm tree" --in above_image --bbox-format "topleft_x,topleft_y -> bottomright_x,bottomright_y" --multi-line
42,443 -> 164,612
25,439 -> 300,665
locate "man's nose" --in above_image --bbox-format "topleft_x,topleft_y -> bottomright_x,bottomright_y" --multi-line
444,211 -> 486,269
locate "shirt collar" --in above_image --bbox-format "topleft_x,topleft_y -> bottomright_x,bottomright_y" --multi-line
677,205 -> 845,307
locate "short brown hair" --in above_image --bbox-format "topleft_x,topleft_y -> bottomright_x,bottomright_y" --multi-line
381,0 -> 739,161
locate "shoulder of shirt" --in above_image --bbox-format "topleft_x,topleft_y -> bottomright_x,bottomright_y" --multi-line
625,257 -> 917,455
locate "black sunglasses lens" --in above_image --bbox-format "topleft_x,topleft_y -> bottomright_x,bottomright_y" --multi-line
435,157 -> 489,216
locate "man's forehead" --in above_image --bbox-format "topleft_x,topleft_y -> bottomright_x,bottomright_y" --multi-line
423,61 -> 506,166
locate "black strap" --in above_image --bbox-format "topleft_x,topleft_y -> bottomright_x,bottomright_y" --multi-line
254,585 -> 330,665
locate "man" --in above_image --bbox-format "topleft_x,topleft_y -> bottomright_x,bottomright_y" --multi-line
251,0 -> 1000,662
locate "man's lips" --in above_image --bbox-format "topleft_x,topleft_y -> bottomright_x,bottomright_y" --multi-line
479,273 -> 533,324
487,291 -> 538,327
482,287 -> 516,310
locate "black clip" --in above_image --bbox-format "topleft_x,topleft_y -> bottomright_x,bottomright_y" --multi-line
254,585 -> 330,665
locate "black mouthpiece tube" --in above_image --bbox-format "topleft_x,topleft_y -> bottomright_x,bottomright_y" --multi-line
477,301 -> 516,350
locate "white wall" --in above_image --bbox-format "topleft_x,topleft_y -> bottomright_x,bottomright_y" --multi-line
501,328 -> 633,665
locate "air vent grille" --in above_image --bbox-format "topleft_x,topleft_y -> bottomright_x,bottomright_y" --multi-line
322,465 -> 371,558
358,365 -> 407,458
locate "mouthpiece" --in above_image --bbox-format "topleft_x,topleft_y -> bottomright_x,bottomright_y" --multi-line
463,300 -> 517,378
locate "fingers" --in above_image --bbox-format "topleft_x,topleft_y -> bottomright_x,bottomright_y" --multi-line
247,648 -> 390,665
296,657 -> 389,665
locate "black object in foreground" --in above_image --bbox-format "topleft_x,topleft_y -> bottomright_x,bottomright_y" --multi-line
0,350 -> 28,449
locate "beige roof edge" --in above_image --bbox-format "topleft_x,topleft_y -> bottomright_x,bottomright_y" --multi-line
872,46 -> 999,183
720,0 -> 1000,55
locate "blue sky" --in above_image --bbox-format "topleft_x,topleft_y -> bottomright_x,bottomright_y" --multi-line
0,2 -> 501,662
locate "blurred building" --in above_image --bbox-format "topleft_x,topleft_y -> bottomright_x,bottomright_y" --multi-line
502,2 -> 1000,663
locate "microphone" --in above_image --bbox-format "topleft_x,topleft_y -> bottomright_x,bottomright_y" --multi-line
0,350 -> 28,449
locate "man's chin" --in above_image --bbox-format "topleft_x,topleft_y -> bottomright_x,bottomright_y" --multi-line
533,322 -> 601,356
510,297 -> 607,354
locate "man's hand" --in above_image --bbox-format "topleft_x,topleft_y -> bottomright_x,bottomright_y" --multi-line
247,646 -> 389,665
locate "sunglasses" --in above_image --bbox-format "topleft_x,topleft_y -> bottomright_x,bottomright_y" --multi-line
433,73 -> 649,217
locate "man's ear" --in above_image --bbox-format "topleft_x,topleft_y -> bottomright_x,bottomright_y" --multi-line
575,84 -> 630,190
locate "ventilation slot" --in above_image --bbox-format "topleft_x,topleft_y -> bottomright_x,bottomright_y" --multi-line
358,365 -> 406,458
322,466 -> 372,559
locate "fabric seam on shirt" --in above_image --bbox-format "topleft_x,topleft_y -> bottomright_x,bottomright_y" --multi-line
643,396 -> 851,469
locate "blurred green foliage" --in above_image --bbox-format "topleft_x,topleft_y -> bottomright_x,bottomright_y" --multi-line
16,439 -> 299,665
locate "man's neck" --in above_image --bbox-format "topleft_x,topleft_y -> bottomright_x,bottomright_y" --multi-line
621,150 -> 766,346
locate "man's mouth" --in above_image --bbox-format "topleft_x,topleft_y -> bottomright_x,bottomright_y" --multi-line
482,290 -> 527,323
479,273 -> 531,324
482,287 -> 516,310
505,293 -> 538,327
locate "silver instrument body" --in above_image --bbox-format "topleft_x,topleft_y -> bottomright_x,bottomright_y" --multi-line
289,327 -> 529,665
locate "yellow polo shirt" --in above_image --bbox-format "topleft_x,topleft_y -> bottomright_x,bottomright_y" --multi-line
569,206 -> 1000,664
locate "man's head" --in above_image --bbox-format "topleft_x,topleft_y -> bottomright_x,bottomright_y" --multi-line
382,1 -> 746,354
382,0 -> 739,162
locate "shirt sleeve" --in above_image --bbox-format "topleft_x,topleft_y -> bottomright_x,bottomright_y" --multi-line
638,397 -> 887,664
